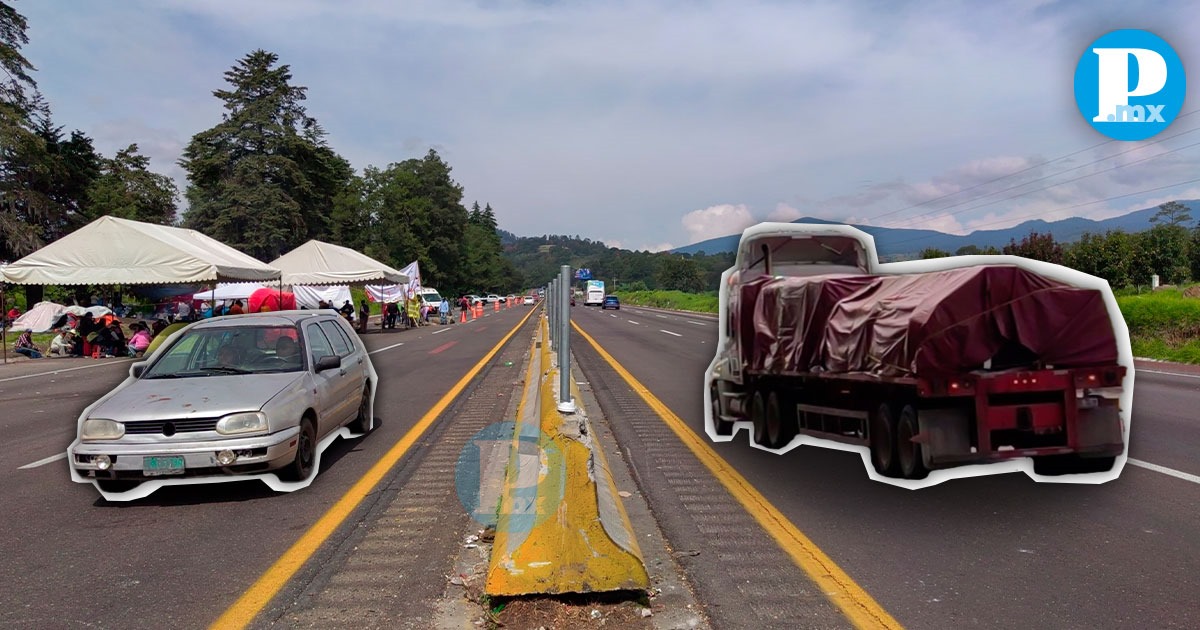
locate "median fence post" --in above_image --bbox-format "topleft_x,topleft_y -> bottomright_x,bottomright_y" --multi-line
558,265 -> 576,413
550,278 -> 558,349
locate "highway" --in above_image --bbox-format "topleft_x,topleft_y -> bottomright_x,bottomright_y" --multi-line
0,308 -> 534,628
2,300 -> 1197,629
568,303 -> 1200,630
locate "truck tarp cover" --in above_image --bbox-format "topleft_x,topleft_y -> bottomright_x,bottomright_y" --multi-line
747,265 -> 1118,377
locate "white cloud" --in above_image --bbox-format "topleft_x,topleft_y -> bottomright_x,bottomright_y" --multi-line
767,203 -> 803,222
15,0 -> 1200,249
645,242 -> 676,253
681,204 -> 756,243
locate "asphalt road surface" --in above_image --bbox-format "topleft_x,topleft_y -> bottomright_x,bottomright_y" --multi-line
568,303 -> 1200,630
5,300 -> 1198,629
0,307 -> 533,629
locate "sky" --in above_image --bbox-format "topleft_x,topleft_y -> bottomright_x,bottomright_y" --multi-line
15,0 -> 1200,252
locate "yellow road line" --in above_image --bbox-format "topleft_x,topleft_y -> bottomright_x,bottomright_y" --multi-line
571,321 -> 904,630
210,307 -> 538,630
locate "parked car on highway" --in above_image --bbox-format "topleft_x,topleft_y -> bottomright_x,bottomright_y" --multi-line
69,311 -> 376,493
601,295 -> 621,310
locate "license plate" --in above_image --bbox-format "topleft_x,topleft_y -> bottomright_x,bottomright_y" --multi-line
143,456 -> 185,476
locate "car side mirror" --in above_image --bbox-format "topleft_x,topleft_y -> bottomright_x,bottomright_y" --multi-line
314,355 -> 341,372
131,362 -> 147,378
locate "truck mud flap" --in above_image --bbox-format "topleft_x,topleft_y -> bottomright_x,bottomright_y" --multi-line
917,408 -> 972,469
1075,403 -> 1123,451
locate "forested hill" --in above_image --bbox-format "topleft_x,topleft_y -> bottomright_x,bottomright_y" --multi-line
499,233 -> 734,293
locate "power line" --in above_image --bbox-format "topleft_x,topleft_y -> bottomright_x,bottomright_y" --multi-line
888,135 -> 1200,229
865,108 -> 1200,225
879,120 -> 1200,228
883,175 -> 1200,249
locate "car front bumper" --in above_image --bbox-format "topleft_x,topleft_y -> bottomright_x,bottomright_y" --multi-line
71,427 -> 301,479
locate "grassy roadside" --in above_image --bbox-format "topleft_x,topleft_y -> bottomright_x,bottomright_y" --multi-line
611,290 -> 718,314
1116,288 -> 1200,363
615,288 -> 1200,364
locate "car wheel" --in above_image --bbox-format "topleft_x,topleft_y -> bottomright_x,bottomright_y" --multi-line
281,416 -> 317,482
350,386 -> 372,434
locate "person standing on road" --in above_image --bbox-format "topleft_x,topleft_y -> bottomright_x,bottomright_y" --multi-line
439,298 -> 450,324
406,294 -> 421,328
358,299 -> 370,333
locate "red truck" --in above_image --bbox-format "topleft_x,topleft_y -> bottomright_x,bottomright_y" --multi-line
706,223 -> 1130,481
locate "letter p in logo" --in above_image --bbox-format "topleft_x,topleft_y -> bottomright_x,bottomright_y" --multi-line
1075,30 -> 1186,141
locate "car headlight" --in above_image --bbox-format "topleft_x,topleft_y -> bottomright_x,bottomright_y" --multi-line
81,418 -> 125,441
215,412 -> 269,436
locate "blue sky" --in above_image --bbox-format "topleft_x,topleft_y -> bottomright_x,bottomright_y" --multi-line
15,0 -> 1200,251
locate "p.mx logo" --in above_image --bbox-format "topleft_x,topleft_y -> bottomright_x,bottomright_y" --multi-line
1074,29 -> 1186,141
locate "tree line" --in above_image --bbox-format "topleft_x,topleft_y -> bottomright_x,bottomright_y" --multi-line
920,201 -> 1200,290
1,1 -> 513,302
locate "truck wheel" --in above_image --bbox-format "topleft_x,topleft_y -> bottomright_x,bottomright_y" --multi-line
896,405 -> 929,480
870,403 -> 899,477
750,390 -> 770,447
765,391 -> 796,449
1033,454 -> 1117,476
711,385 -> 733,436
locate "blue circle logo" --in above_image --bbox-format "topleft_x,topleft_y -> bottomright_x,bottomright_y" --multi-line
1074,29 -> 1186,141
454,421 -> 564,533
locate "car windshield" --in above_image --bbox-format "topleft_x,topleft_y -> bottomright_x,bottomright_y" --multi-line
142,324 -> 304,379
422,292 -> 442,302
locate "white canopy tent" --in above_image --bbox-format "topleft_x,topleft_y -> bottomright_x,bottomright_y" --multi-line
269,240 -> 408,287
293,285 -> 353,309
190,283 -> 268,303
0,215 -> 282,286
0,215 -> 281,362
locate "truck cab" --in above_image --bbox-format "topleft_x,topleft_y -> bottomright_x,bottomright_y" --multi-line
720,224 -> 875,383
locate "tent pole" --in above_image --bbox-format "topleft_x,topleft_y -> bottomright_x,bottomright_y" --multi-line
1,283 -> 7,365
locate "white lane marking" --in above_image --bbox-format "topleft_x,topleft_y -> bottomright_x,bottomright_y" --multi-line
368,342 -> 405,355
656,314 -> 667,319
660,329 -> 683,337
0,358 -> 135,383
1135,368 -> 1200,380
610,314 -> 617,318
19,452 -> 66,470
432,327 -> 451,335
687,320 -> 706,325
1128,458 -> 1200,485
628,320 -> 640,325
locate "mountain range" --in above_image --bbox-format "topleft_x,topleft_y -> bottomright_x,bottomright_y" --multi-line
670,200 -> 1200,258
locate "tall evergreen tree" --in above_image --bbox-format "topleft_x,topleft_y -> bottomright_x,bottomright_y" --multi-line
179,49 -> 351,260
87,144 -> 179,224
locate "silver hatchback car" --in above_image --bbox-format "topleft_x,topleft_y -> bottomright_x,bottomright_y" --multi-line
69,311 -> 376,494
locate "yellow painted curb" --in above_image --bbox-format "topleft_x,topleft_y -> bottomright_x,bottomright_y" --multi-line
571,320 -> 905,630
485,315 -> 649,595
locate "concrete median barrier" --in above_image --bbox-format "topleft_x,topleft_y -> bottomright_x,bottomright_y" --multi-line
485,314 -> 649,596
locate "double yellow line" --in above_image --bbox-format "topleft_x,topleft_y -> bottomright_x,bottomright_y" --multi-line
572,321 -> 904,630
211,307 -> 537,629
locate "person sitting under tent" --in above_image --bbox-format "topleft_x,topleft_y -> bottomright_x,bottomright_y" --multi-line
128,324 -> 152,357
49,328 -> 75,357
14,329 -> 43,359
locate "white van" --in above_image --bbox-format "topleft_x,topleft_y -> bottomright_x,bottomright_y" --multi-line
416,288 -> 444,312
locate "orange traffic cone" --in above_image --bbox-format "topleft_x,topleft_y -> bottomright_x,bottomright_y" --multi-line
460,309 -> 466,323
494,300 -> 500,312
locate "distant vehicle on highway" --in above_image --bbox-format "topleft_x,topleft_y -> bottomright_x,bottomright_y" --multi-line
601,295 -> 620,310
416,287 -> 444,312
585,280 -> 605,306
485,294 -> 501,304
522,295 -> 535,305
69,311 -> 376,495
